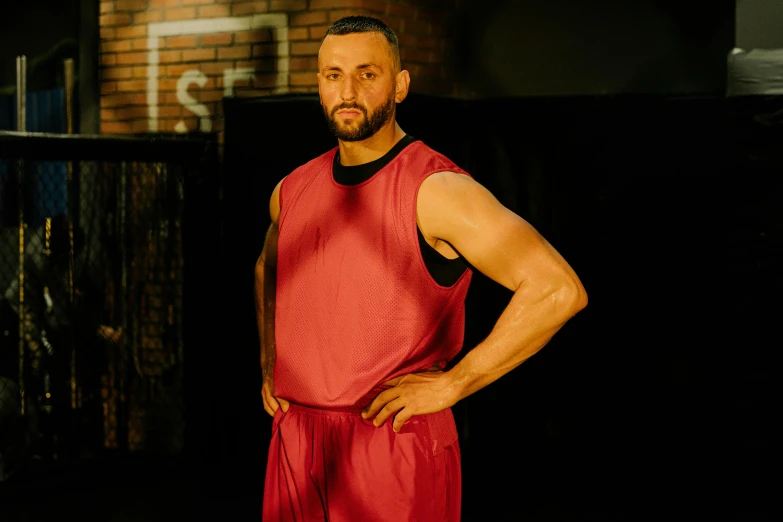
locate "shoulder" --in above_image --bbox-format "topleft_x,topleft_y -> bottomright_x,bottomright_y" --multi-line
417,170 -> 499,238
270,147 -> 337,225
418,170 -> 478,209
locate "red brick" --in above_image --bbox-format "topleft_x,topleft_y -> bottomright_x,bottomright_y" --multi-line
252,73 -> 284,89
234,29 -> 274,43
131,38 -> 151,50
101,54 -> 117,66
163,92 -> 180,104
100,13 -> 132,26
218,46 -> 251,60
310,0 -> 361,8
158,119 -> 179,132
117,80 -> 147,92
183,0 -> 212,4
159,50 -> 183,63
131,120 -> 151,133
101,108 -> 118,121
290,41 -> 320,56
158,79 -> 179,91
102,67 -> 134,80
102,40 -> 132,53
150,0 -> 181,7
132,66 -> 149,78
116,106 -> 150,120
253,42 -> 281,57
201,33 -> 233,46
102,121 -> 132,133
329,9 -> 372,22
199,89 -> 225,102
115,0 -> 147,11
116,52 -> 148,65
290,11 -> 328,26
100,27 -> 116,39
359,0 -> 387,14
183,48 -> 216,62
232,1 -> 269,16
200,61 -> 235,76
198,4 -> 230,18
287,27 -> 309,40
269,0 -> 307,11
101,93 -> 145,107
290,71 -> 316,86
251,57 -> 278,73
135,10 -> 164,23
116,25 -> 147,38
100,1 -> 115,14
166,35 -> 198,48
309,25 -> 330,40
158,105 -> 183,117
289,56 -> 319,71
165,63 -> 196,77
101,81 -> 118,94
165,7 -> 196,20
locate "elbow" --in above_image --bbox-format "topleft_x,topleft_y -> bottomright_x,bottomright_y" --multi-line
546,271 -> 586,318
564,274 -> 587,316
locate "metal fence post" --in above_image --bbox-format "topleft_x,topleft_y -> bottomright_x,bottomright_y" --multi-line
16,55 -> 26,416
65,58 -> 78,410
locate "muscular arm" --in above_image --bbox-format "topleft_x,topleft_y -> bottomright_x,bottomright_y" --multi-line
257,178 -> 289,416
364,171 -> 587,430
423,171 -> 588,401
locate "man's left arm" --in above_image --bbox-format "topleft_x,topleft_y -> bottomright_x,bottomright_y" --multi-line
363,171 -> 588,431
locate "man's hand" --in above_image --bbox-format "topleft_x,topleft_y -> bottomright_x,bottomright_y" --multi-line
261,366 -> 290,418
361,370 -> 461,432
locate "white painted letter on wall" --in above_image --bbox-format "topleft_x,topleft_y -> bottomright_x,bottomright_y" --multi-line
175,70 -> 212,133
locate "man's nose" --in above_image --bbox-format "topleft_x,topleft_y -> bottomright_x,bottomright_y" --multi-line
341,76 -> 357,100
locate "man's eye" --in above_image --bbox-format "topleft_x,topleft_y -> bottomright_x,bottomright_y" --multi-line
327,74 -> 340,80
362,73 -> 375,79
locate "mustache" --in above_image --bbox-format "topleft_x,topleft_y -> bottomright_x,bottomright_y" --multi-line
331,103 -> 367,117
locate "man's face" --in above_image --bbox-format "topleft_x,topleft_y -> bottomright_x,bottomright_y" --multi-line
318,32 -> 400,142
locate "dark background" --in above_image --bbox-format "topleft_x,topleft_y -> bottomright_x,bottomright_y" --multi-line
216,93 -> 778,520
1,0 -> 779,520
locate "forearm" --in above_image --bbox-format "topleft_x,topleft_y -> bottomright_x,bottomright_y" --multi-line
256,225 -> 278,374
447,279 -> 587,401
255,261 -> 276,372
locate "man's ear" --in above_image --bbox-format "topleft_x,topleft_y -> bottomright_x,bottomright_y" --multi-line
395,69 -> 411,103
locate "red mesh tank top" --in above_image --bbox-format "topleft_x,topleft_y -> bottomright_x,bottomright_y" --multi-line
274,140 -> 473,409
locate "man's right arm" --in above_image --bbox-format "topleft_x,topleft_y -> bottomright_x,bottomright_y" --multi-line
256,178 -> 289,416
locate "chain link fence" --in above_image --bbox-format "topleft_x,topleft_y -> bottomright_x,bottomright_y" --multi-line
0,131 -> 217,481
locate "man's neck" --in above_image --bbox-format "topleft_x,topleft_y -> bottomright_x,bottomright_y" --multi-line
337,122 -> 406,166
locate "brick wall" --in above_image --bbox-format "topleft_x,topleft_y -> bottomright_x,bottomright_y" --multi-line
97,0 -> 457,450
99,0 -> 459,136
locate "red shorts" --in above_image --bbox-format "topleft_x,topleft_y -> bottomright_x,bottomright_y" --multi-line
262,390 -> 461,521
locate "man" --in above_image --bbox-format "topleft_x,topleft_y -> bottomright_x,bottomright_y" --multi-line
256,16 -> 587,521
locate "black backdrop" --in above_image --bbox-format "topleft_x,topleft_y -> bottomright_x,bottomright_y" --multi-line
207,93 -> 778,520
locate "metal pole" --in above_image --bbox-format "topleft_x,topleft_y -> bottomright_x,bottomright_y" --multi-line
64,58 -> 78,410
16,56 -> 26,415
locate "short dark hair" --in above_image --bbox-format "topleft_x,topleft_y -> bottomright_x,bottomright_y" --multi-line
322,16 -> 401,72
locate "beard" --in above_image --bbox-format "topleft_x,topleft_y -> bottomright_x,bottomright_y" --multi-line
322,91 -> 396,142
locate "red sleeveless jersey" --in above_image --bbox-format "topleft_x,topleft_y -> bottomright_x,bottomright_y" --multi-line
274,140 -> 473,409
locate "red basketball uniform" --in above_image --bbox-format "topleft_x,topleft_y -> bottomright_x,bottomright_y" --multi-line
264,139 -> 472,521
